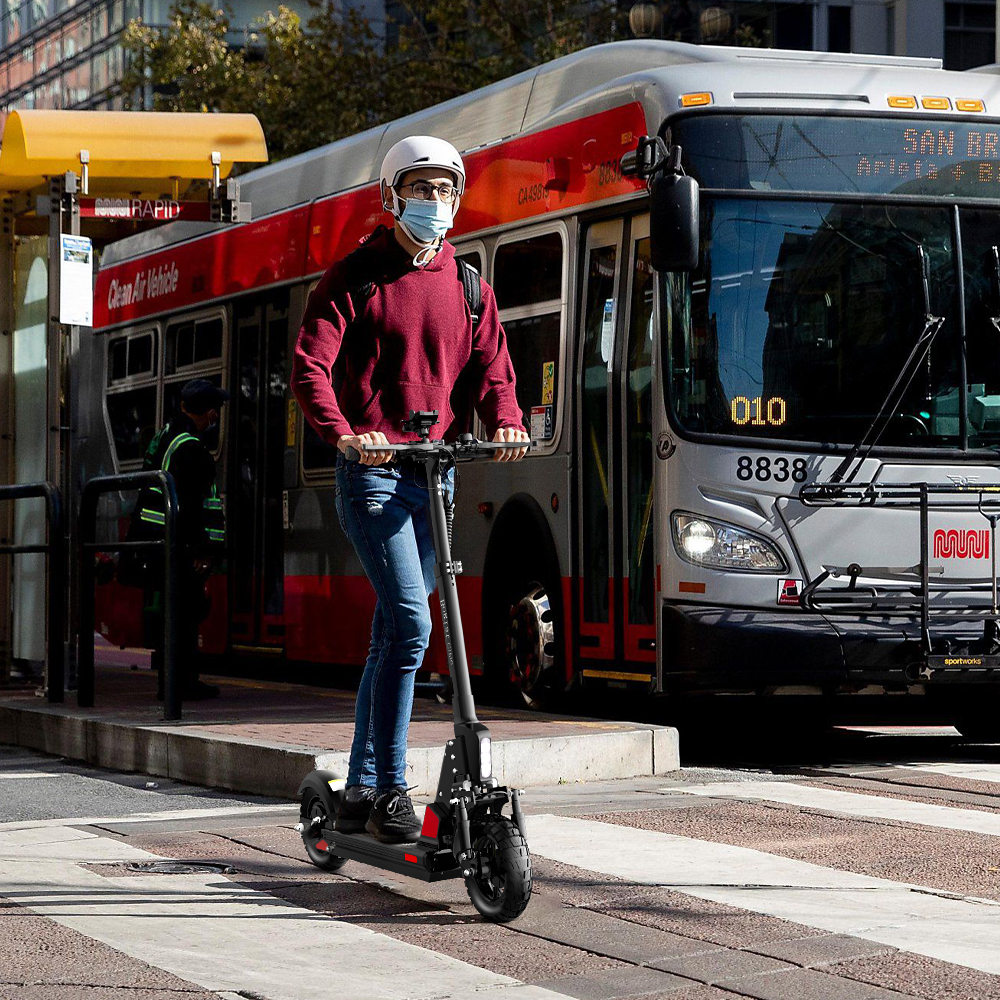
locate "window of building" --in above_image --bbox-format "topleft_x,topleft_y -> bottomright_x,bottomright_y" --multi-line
945,1 -> 996,70
828,4 -> 851,52
492,230 -> 564,444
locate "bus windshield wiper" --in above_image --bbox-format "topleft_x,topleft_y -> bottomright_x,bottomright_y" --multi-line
829,245 -> 945,485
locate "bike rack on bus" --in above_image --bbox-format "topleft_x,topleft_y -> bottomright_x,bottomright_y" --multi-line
78,471 -> 181,719
798,481 -> 1000,678
0,482 -> 64,702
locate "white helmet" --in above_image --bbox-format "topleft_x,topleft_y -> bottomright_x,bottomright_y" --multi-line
379,135 -> 466,197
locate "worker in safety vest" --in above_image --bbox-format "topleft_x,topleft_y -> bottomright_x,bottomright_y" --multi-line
131,378 -> 229,700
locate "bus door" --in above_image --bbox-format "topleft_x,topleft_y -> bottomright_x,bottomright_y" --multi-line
228,290 -> 290,657
577,216 -> 657,686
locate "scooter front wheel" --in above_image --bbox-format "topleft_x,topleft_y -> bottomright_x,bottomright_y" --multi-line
300,791 -> 348,872
465,817 -> 532,922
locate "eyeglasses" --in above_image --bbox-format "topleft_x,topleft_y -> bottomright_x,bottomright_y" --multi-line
397,180 -> 459,204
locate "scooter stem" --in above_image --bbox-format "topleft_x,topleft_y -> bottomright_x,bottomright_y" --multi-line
424,454 -> 479,726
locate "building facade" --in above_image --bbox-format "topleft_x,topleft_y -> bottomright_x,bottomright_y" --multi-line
628,0 -> 997,69
0,0 -> 361,112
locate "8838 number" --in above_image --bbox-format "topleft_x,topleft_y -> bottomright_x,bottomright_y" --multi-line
736,455 -> 808,484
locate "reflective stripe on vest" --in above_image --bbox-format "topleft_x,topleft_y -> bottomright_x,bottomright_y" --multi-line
138,433 -> 217,530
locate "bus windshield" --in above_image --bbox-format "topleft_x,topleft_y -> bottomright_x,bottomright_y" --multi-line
665,115 -> 1000,451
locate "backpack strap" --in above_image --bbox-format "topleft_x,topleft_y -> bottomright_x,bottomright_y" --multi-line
341,227 -> 387,314
456,257 -> 483,326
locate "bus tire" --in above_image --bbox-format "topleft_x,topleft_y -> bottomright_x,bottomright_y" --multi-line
482,495 -> 563,710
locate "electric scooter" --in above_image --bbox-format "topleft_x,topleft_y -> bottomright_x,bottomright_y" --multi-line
296,410 -> 533,922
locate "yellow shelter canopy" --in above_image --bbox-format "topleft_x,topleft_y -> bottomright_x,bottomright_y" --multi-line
0,110 -> 268,197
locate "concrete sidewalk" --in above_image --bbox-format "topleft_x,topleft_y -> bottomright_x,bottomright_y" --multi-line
0,643 -> 679,798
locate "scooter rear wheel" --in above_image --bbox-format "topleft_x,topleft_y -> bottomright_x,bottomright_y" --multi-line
300,791 -> 348,872
465,817 -> 532,922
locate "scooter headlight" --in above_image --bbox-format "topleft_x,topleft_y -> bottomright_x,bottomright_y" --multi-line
672,512 -> 787,573
479,736 -> 492,780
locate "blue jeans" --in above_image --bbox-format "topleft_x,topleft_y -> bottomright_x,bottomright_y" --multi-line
334,454 -> 454,791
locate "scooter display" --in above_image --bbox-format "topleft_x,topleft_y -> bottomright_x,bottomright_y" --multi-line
296,410 -> 533,922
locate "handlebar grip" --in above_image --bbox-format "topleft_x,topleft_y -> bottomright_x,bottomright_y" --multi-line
344,445 -> 361,463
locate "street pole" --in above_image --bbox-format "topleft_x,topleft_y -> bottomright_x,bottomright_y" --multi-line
0,197 -> 14,687
45,171 -> 80,699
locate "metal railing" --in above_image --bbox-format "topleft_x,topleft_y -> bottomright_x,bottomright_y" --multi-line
0,481 -> 64,701
78,471 -> 181,719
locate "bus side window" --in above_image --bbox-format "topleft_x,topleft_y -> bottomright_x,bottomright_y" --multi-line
492,231 -> 564,444
161,311 -> 227,455
106,328 -> 158,464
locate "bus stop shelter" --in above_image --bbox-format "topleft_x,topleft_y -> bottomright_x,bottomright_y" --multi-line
0,110 -> 267,697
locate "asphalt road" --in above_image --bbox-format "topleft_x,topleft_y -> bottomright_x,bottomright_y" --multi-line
3,725 -> 1000,1000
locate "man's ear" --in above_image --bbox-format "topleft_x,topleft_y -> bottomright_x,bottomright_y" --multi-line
381,180 -> 393,213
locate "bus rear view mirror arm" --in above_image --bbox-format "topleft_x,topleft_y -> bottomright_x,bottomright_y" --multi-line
622,136 -> 700,274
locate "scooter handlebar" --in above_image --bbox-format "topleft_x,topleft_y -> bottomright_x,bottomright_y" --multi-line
343,439 -> 531,463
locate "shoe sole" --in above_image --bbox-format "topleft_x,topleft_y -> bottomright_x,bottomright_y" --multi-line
364,819 -> 421,844
334,818 -> 370,834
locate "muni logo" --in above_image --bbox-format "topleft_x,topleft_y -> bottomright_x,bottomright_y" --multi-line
932,528 -> 990,559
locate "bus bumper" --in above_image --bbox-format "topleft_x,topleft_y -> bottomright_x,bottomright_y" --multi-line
659,601 -> 997,693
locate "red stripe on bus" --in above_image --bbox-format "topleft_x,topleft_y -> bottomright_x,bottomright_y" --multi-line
94,205 -> 311,328
94,103 -> 646,329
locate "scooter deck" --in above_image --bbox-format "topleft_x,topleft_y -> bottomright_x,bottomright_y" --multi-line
324,830 -> 464,882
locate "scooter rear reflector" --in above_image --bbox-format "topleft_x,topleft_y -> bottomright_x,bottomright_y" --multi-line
315,840 -> 328,851
421,808 -> 440,839
404,853 -> 418,863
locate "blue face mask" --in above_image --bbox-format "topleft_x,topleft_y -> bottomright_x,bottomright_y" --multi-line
398,196 -> 453,245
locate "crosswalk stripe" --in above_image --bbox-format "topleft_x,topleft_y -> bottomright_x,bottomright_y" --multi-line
0,802 -> 298,833
0,771 -> 62,779
0,827 -> 563,1000
529,813 -> 1000,975
672,780 -> 1000,836
899,762 -> 1000,784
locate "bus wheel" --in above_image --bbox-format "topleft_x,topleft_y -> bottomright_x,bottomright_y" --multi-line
507,583 -> 557,710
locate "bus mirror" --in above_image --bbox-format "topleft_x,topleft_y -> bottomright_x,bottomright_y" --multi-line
650,173 -> 699,272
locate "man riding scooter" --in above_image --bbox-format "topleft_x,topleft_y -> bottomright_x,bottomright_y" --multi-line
291,135 -> 529,842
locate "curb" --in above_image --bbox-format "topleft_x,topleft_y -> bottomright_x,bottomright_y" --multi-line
0,703 -> 680,799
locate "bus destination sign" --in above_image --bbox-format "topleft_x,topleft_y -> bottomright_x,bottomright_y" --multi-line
671,114 -> 1000,198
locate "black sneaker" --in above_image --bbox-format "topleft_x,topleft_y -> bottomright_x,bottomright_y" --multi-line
335,786 -> 375,833
365,787 -> 422,843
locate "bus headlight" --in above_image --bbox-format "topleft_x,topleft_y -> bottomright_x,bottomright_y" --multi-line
479,737 -> 492,780
672,513 -> 787,573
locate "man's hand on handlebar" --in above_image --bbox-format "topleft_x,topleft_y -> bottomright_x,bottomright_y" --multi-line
338,431 -> 394,466
492,426 -> 530,462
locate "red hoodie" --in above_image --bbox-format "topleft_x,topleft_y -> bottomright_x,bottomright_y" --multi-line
291,226 -> 524,445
